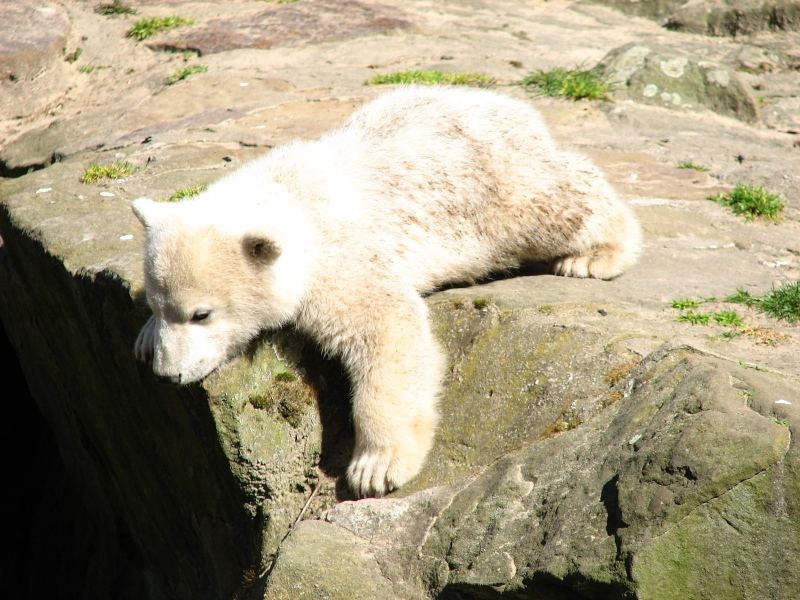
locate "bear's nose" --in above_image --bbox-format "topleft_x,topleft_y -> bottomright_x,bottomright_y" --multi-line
155,373 -> 182,385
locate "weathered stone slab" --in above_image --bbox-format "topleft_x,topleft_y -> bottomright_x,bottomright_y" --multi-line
587,0 -> 800,35
596,42 -> 759,122
299,347 -> 800,599
0,2 -> 69,85
149,0 -> 411,55
0,2 -> 70,124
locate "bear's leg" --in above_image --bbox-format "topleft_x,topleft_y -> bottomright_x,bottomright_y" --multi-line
134,315 -> 157,363
551,201 -> 641,280
552,243 -> 633,280
330,289 -> 444,497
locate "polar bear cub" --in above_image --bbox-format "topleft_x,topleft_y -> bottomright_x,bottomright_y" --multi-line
132,86 -> 641,497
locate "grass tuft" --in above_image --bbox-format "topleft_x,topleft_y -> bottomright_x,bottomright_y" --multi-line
677,161 -> 709,172
678,311 -> 710,325
671,298 -> 701,310
166,184 -> 207,202
165,64 -> 207,85
472,298 -> 490,310
127,16 -> 194,41
759,281 -> 800,323
80,161 -> 136,184
520,67 -> 609,100
709,184 -> 786,221
713,310 -> 744,327
727,283 -> 800,323
96,0 -> 137,16
366,70 -> 495,87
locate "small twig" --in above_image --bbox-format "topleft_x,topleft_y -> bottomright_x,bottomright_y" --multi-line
293,483 -> 320,529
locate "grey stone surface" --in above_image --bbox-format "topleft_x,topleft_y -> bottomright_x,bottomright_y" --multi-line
596,43 -> 759,122
148,0 -> 411,55
588,0 -> 800,35
0,2 -> 71,130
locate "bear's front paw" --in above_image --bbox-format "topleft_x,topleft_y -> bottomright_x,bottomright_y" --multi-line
346,441 -> 427,498
134,315 -> 156,363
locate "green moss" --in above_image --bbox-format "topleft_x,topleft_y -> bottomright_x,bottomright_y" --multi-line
366,70 -> 495,87
127,16 -> 194,41
165,64 -> 207,85
249,394 -> 273,411
634,471 -> 799,599
520,67 -> 609,100
80,161 -> 136,183
709,184 -> 786,221
165,184 -> 207,202
273,371 -> 297,383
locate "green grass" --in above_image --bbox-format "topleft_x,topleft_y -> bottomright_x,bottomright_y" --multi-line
472,298 -> 489,310
671,298 -> 702,310
96,0 -> 137,16
165,64 -> 207,85
127,16 -> 194,41
79,64 -> 96,74
726,288 -> 760,307
80,161 -> 136,183
677,311 -> 711,325
727,283 -> 800,323
166,184 -> 207,201
709,184 -> 787,221
713,310 -> 744,327
677,161 -> 709,172
759,282 -> 800,323
520,67 -> 609,100
365,70 -> 495,87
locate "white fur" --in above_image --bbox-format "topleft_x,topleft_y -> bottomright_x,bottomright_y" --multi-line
133,86 -> 641,497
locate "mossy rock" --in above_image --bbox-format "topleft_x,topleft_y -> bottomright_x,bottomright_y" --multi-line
596,42 -> 758,122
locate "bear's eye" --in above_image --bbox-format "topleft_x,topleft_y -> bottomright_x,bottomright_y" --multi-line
191,309 -> 212,323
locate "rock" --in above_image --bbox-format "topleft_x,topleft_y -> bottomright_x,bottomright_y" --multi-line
0,147 -> 350,600
264,520 -> 400,600
664,0 -> 800,36
0,2 -> 71,126
595,43 -> 759,122
735,45 -> 783,73
149,0 -> 411,55
283,347 -> 800,599
588,0 -> 800,35
584,0 -> 688,20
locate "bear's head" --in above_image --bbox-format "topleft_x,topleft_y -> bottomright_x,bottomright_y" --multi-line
132,193 -> 311,384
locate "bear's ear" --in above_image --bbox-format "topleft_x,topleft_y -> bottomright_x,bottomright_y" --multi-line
131,197 -> 163,229
242,235 -> 280,265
